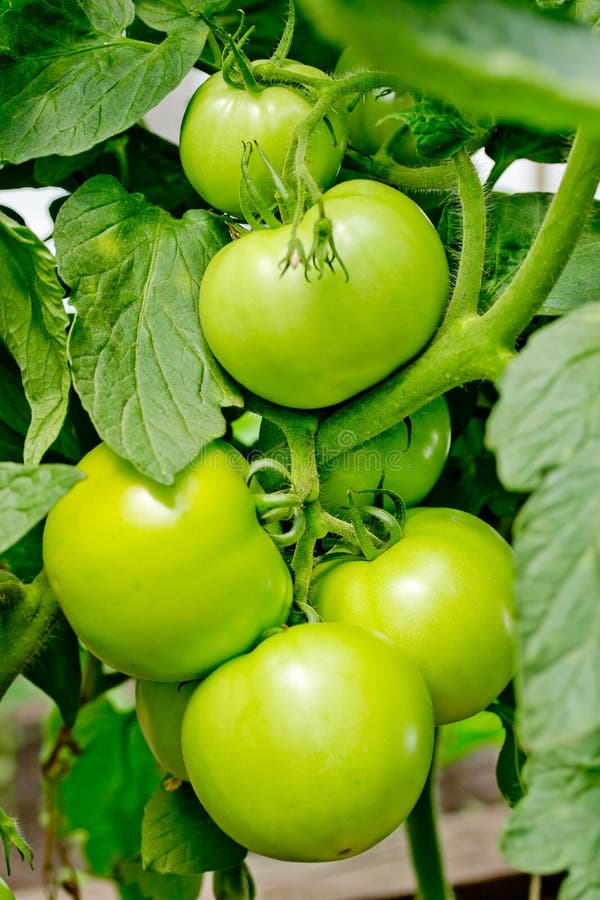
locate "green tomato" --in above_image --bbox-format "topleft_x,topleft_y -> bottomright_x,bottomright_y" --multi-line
0,877 -> 15,900
312,508 -> 516,725
200,179 -> 449,409
182,622 -> 434,862
43,441 -> 292,682
180,60 -> 347,217
261,396 -> 450,510
335,47 -> 418,162
136,680 -> 197,781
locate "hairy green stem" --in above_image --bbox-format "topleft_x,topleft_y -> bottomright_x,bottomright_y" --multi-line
443,151 -> 486,323
406,737 -> 455,900
345,148 -> 456,192
291,501 -> 326,606
484,126 -> 600,344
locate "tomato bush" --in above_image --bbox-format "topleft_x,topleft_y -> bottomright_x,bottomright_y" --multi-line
312,507 -> 516,724
1,1 -> 599,897
42,441 -> 293,682
180,60 -> 347,216
135,680 -> 197,781
200,179 -> 449,408
182,622 -> 434,862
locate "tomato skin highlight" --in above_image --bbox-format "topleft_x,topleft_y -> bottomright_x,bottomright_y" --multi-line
179,61 -> 347,217
42,441 -> 293,682
182,622 -> 434,862
312,508 -> 516,725
136,680 -> 197,781
200,179 -> 449,409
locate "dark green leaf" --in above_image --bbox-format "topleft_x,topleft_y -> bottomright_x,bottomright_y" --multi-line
118,853 -> 202,900
142,782 -> 246,876
402,97 -> 482,160
54,175 -> 240,484
23,607 -> 81,726
135,0 -> 207,32
298,0 -> 600,137
0,211 -> 70,463
0,520 -> 44,583
0,805 -> 34,875
0,462 -> 82,555
0,0 -> 207,164
491,687 -> 527,807
485,124 -> 571,184
213,863 -> 255,900
575,0 -> 600,27
482,194 -> 600,316
57,696 -> 161,877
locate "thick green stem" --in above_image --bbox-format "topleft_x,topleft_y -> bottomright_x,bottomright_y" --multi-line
484,126 -> 600,344
443,151 -> 486,323
345,148 -> 456,192
290,500 -> 327,606
406,738 -> 455,900
316,316 -> 512,461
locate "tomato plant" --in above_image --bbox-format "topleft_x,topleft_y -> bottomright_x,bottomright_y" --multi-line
182,622 -> 434,862
135,680 -> 197,781
42,441 -> 293,682
312,507 -> 516,725
2,2 -> 600,898
200,179 -> 449,409
180,60 -> 347,216
0,878 -> 14,900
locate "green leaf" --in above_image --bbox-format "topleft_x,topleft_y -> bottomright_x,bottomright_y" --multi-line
0,462 -> 82,555
142,782 -> 246,876
487,307 -> 600,755
298,0 -> 600,137
118,853 -> 202,900
56,696 -> 161,877
485,124 -> 571,183
23,607 -> 81,726
0,805 -> 33,875
0,211 -> 70,464
501,751 -> 600,883
33,127 -> 199,215
135,0 -> 207,33
213,863 -> 255,900
481,194 -> 600,316
486,303 -> 600,492
54,175 -> 241,484
0,0 -> 207,164
438,710 -> 504,769
490,685 -> 527,807
401,97 -> 483,160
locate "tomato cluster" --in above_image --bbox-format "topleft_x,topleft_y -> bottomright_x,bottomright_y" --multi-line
42,50 -> 517,868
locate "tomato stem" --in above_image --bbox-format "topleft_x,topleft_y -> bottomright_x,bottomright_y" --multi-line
443,151 -> 486,322
406,733 -> 456,900
345,148 -> 456,192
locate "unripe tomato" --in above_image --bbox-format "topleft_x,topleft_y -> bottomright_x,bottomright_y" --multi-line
136,680 -> 197,780
43,441 -> 293,682
200,179 -> 449,409
260,396 -> 451,510
180,60 -> 347,217
182,623 -> 434,862
312,508 -> 516,725
335,47 -> 419,162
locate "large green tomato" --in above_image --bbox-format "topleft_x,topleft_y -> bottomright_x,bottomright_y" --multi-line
43,441 -> 292,682
182,622 -> 434,862
136,680 -> 197,781
200,179 -> 449,409
312,508 -> 516,725
180,61 -> 347,217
